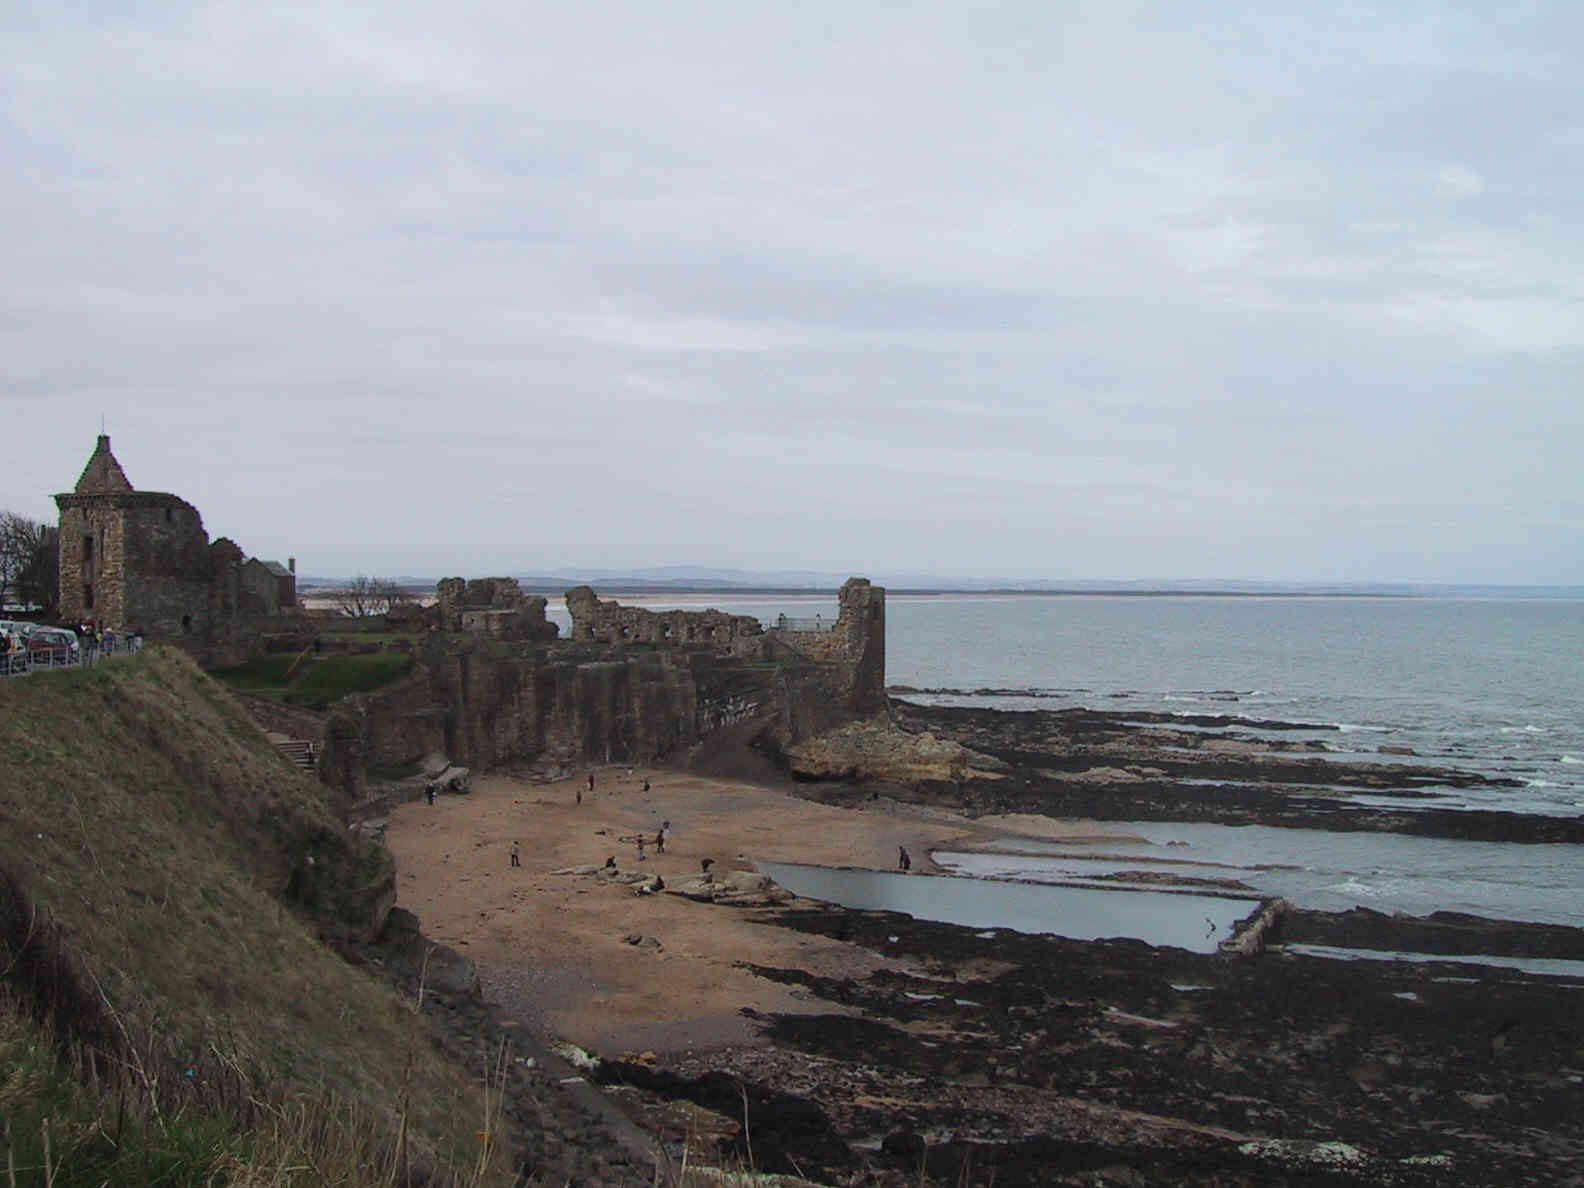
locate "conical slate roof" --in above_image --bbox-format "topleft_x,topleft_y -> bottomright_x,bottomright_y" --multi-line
73,434 -> 134,495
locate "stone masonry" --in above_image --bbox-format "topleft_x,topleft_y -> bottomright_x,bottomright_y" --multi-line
55,435 -> 296,663
435,576 -> 558,641
565,586 -> 765,648
318,577 -> 887,796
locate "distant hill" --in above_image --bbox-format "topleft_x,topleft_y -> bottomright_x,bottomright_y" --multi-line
299,568 -> 1584,600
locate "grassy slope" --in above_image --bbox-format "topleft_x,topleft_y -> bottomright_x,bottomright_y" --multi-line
211,650 -> 416,709
0,648 -> 508,1181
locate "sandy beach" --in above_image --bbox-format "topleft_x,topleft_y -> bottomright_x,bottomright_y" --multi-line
383,766 -> 1129,1058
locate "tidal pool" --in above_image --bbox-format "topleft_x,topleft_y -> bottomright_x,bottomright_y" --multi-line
757,860 -> 1259,953
934,822 -> 1584,926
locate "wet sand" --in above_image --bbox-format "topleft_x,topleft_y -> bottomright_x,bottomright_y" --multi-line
383,766 -> 1131,1058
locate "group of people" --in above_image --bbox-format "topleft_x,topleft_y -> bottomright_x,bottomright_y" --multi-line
77,624 -> 143,666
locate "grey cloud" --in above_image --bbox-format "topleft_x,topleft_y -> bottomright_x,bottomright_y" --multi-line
4,2 -> 1581,581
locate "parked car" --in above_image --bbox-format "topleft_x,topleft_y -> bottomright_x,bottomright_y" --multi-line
27,627 -> 80,666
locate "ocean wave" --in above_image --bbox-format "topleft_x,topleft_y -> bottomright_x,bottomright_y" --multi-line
1500,724 -> 1549,735
1561,754 -> 1582,765
1334,723 -> 1392,734
1325,877 -> 1384,898
1527,779 -> 1555,788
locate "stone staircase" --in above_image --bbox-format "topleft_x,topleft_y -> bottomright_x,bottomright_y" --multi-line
274,738 -> 317,770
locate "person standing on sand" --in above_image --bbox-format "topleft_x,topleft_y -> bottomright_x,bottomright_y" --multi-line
655,825 -> 666,854
898,845 -> 911,872
510,841 -> 521,868
636,834 -> 646,861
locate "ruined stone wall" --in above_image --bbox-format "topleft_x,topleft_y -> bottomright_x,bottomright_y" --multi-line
760,578 -> 888,745
120,498 -> 214,635
57,492 -> 216,633
316,637 -> 782,795
314,578 -> 884,797
241,559 -> 282,616
436,577 -> 557,640
54,436 -> 306,670
565,586 -> 763,647
56,502 -> 117,625
423,639 -> 745,771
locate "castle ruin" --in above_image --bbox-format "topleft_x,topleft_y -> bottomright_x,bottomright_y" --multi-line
55,435 -> 296,663
434,576 -> 558,640
318,577 -> 887,796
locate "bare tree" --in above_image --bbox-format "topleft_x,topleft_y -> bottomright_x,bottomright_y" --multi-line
0,512 -> 58,615
331,573 -> 400,618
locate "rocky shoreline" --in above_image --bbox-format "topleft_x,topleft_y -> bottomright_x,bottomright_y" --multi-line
376,702 -> 1584,1186
860,701 -> 1581,844
625,899 -> 1584,1186
584,703 -> 1583,1184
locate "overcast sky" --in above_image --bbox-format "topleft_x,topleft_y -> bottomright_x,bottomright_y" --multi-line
4,3 -> 1580,583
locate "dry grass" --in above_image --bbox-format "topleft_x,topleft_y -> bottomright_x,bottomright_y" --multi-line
0,988 -> 520,1187
0,648 -> 517,1184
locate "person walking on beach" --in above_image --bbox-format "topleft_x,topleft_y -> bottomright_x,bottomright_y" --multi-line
636,834 -> 646,861
655,825 -> 666,854
510,841 -> 521,868
426,784 -> 436,806
898,845 -> 911,872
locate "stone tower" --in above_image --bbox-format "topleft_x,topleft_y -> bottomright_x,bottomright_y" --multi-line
55,435 -> 213,633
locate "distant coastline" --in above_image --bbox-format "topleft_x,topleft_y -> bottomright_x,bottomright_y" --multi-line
298,576 -> 1583,601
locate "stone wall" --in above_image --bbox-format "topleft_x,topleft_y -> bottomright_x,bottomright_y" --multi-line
55,437 -> 302,667
241,558 -> 283,616
309,577 -> 884,798
436,576 -> 558,640
763,578 -> 888,741
316,637 -> 782,796
565,586 -> 763,647
57,491 -> 211,632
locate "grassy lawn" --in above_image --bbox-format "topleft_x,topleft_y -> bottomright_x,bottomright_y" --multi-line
212,651 -> 415,709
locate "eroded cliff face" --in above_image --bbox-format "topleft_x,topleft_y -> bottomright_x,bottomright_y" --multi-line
321,640 -> 785,797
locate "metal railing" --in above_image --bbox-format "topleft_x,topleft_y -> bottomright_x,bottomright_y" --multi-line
768,616 -> 834,632
1,636 -> 145,679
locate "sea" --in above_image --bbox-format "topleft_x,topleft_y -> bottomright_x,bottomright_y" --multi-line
547,594 -> 1584,935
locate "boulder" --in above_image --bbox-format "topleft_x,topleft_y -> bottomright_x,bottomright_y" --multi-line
784,719 -> 1006,783
422,943 -> 481,997
376,906 -> 481,997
